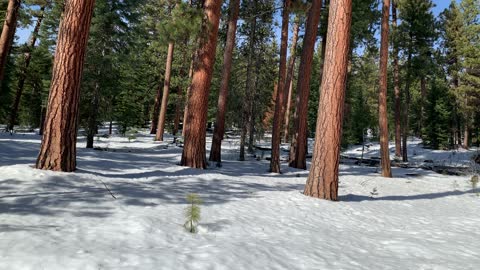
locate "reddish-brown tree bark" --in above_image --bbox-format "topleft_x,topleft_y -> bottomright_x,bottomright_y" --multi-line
209,0 -> 240,163
7,4 -> 45,131
36,0 -> 96,172
0,0 -> 21,87
180,0 -> 221,169
283,17 -> 300,143
304,0 -> 352,200
289,0 -> 323,170
378,0 -> 392,177
150,85 -> 162,134
155,42 -> 175,141
392,0 -> 402,158
269,0 -> 291,173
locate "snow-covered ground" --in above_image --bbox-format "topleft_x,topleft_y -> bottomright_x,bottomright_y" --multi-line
1,131 -> 479,269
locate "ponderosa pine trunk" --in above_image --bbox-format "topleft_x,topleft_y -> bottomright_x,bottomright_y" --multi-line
0,0 -> 20,87
269,0 -> 291,173
289,0 -> 323,170
155,42 -> 175,141
180,0 -> 221,169
36,0 -> 96,172
378,0 -> 392,177
283,17 -> 300,143
209,0 -> 240,163
7,4 -> 45,131
150,85 -> 162,134
392,0 -> 402,158
304,0 -> 352,200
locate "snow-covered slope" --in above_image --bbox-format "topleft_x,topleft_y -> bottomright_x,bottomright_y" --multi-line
1,132 -> 479,269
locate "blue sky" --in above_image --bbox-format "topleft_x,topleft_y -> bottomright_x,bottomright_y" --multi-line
15,0 -> 456,45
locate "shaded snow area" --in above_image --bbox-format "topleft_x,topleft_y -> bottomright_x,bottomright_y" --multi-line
1,131 -> 480,269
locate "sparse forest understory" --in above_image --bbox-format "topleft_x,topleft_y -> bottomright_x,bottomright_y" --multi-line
0,1 -> 480,266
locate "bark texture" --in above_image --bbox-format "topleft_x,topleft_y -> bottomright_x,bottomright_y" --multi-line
283,18 -> 300,143
7,4 -> 45,131
36,0 -> 96,172
0,0 -> 20,86
289,0 -> 323,170
378,0 -> 392,177
269,0 -> 291,173
182,56 -> 194,137
304,0 -> 352,200
392,0 -> 402,158
209,0 -> 240,163
180,0 -> 221,169
155,42 -> 175,141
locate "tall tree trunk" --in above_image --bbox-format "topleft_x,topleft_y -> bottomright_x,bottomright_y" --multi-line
269,0 -> 291,173
304,0 -> 352,200
209,0 -> 240,163
378,0 -> 392,177
36,0 -> 96,172
240,10 -> 257,160
289,0 -> 323,170
283,17 -> 300,143
86,81 -> 100,148
180,0 -> 221,169
402,50 -> 412,162
7,4 -> 45,131
283,78 -> 294,142
182,55 -> 194,137
0,0 -> 20,88
155,42 -> 175,141
150,84 -> 162,134
392,0 -> 402,158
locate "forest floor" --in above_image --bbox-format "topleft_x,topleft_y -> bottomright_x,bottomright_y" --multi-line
0,129 -> 479,269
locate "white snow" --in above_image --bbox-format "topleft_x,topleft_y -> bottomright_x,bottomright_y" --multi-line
1,131 -> 479,269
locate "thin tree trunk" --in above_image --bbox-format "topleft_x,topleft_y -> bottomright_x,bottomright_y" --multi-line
378,0 -> 392,177
240,10 -> 257,160
304,0 -> 352,200
289,0 -> 323,170
182,55 -> 194,137
283,17 -> 300,143
180,0 -> 221,169
155,42 -> 175,141
109,120 -> 113,135
209,0 -> 240,163
7,4 -> 45,131
402,51 -> 412,162
269,0 -> 291,173
0,0 -> 20,87
392,0 -> 402,158
86,81 -> 100,148
39,106 -> 46,135
150,84 -> 162,134
283,78 -> 294,142
36,0 -> 96,172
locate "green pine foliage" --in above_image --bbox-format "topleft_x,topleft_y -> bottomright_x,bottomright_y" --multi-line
184,193 -> 202,233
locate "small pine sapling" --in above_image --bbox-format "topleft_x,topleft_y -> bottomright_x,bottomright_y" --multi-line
184,193 -> 202,233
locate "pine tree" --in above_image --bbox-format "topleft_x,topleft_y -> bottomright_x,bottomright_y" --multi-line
180,0 -> 222,169
0,0 -> 21,89
36,0 -> 96,172
304,0 -> 352,200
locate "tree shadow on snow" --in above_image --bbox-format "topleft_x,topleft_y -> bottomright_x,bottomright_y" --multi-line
340,189 -> 475,202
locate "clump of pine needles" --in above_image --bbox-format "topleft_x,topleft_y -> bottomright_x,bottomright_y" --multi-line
184,193 -> 202,233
